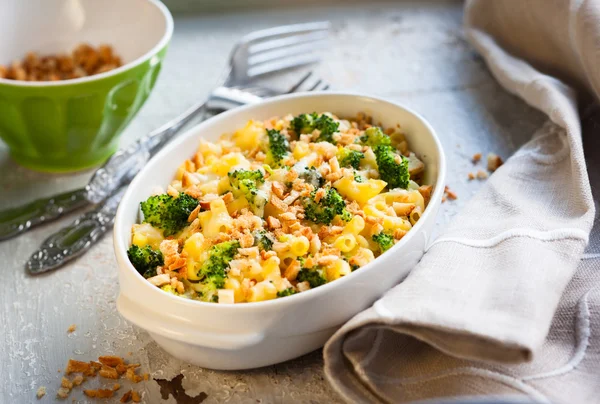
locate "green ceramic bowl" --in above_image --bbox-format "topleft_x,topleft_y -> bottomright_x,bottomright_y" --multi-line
0,0 -> 173,172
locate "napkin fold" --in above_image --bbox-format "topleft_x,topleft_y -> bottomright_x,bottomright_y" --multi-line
324,0 -> 599,402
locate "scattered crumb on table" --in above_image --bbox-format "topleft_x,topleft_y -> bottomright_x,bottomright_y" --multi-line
57,387 -> 70,399
487,153 -> 503,172
472,152 -> 482,163
36,386 -> 46,399
120,390 -> 133,403
443,186 -> 457,202
476,169 -> 488,179
67,324 -> 76,333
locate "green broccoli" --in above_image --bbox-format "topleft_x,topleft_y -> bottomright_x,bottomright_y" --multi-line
351,264 -> 360,271
127,245 -> 164,278
293,162 -> 325,189
265,129 -> 290,167
140,193 -> 199,237
161,284 -> 181,295
228,169 -> 268,216
337,148 -> 364,169
297,267 -> 327,288
291,113 -> 339,143
374,145 -> 410,189
302,187 -> 350,224
195,240 -> 240,302
276,288 -> 297,297
359,126 -> 391,148
291,112 -> 318,134
372,232 -> 394,253
253,229 -> 275,251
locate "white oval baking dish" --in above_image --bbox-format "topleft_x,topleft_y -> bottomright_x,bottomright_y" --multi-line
114,92 -> 446,370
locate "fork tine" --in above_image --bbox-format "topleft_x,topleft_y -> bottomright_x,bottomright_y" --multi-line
287,71 -> 313,93
241,21 -> 330,44
248,39 -> 329,66
308,80 -> 323,91
248,30 -> 329,54
247,54 -> 320,78
321,84 -> 330,91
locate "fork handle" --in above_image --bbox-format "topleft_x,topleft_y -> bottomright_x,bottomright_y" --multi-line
85,101 -> 209,204
25,186 -> 127,274
0,188 -> 88,241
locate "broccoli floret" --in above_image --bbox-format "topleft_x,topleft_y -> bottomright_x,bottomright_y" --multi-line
228,169 -> 268,216
265,129 -> 290,167
127,245 -> 164,278
140,193 -> 199,237
291,112 -> 318,134
253,229 -> 275,251
372,232 -> 394,253
314,114 -> 340,143
297,267 -> 327,288
351,264 -> 360,271
374,145 -> 410,189
293,162 -> 325,189
337,148 -> 364,169
161,284 -> 181,295
229,169 -> 264,184
277,288 -> 297,297
195,240 -> 240,302
291,113 -> 339,143
302,187 -> 350,224
359,126 -> 391,148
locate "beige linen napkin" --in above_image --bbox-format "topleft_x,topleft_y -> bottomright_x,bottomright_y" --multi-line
324,0 -> 600,402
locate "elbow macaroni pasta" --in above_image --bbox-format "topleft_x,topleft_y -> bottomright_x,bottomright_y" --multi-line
128,112 -> 432,303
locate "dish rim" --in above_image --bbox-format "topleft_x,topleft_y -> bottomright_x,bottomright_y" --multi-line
114,91 -> 447,310
0,0 -> 173,88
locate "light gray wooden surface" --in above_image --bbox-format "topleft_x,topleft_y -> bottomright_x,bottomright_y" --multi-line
0,1 -> 547,403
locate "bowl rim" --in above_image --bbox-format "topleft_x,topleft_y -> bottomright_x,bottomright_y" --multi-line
114,91 -> 447,311
0,0 -> 173,88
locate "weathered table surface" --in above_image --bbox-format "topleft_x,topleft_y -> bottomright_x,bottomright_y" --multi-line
0,1 -> 546,403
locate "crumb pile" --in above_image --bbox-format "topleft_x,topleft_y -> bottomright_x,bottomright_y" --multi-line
0,43 -> 122,82
50,355 -> 148,402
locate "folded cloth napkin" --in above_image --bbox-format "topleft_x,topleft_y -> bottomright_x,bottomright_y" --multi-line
324,1 -> 600,402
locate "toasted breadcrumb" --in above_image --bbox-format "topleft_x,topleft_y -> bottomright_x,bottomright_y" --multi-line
65,359 -> 91,375
36,386 -> 46,399
476,169 -> 489,179
126,367 -> 143,383
131,390 -> 141,403
57,387 -> 70,399
120,390 -> 133,403
99,365 -> 119,379
67,324 -> 76,333
472,152 -> 482,163
113,383 -> 121,391
445,187 -> 457,200
72,375 -> 84,386
84,389 -> 114,398
468,172 -> 475,180
99,355 -> 124,367
487,153 -> 503,172
61,377 -> 73,389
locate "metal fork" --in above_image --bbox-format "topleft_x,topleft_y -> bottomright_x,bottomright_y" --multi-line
25,72 -> 332,274
0,21 -> 330,242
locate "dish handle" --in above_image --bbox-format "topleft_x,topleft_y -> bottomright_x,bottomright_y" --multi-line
116,295 -> 265,350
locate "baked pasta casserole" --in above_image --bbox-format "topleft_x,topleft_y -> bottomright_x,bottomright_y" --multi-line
128,112 -> 432,303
